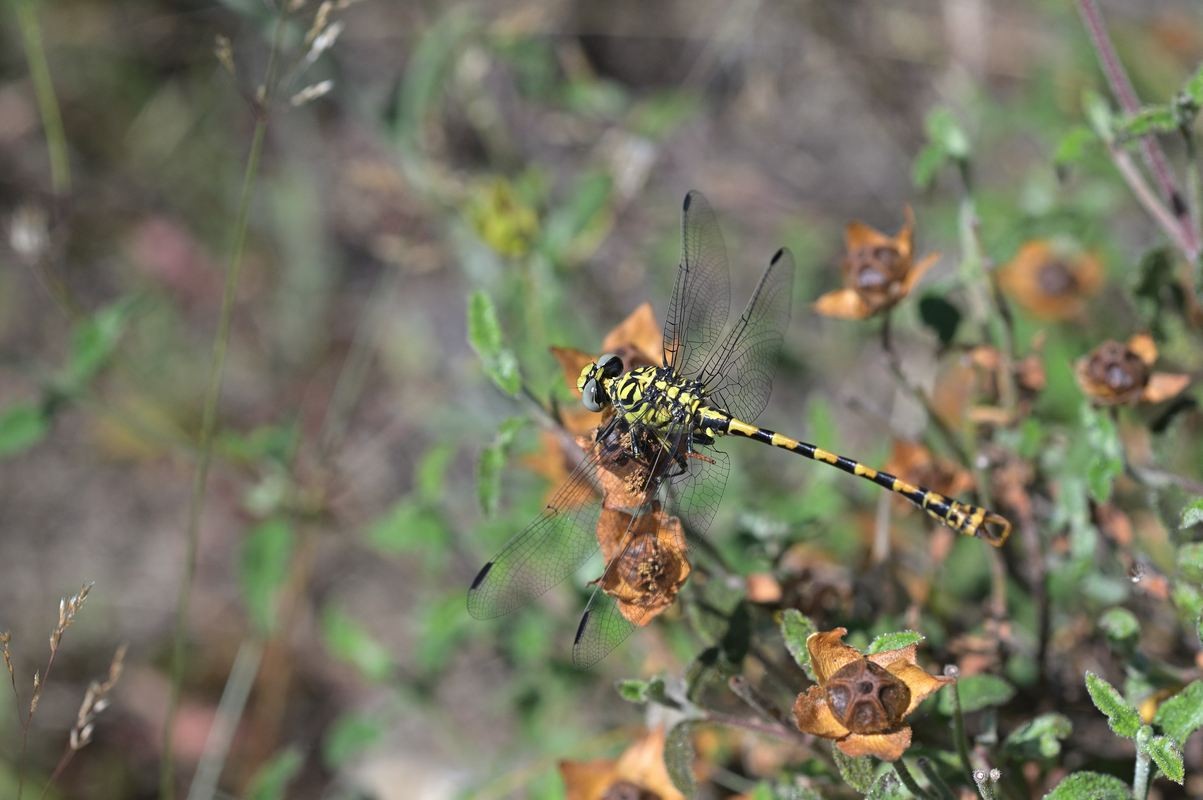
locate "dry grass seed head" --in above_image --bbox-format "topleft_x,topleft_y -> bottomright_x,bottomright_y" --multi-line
71,643 -> 127,751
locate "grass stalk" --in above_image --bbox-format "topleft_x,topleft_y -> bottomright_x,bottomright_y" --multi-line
159,112 -> 268,800
13,0 -> 70,195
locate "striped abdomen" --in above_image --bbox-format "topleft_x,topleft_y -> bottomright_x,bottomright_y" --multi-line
704,411 -> 1010,545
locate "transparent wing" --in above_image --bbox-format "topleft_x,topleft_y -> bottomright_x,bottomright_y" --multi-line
467,419 -> 622,620
572,575 -> 645,668
662,191 -> 731,378
698,247 -> 795,423
670,443 -> 729,537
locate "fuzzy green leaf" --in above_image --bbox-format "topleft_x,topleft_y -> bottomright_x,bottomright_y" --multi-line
246,749 -> 303,800
0,404 -> 48,457
617,679 -> 650,703
476,417 -> 526,516
1084,671 -> 1141,739
1054,126 -> 1096,167
831,747 -> 875,794
1178,542 -> 1203,584
937,674 -> 1014,714
924,107 -> 970,160
911,142 -> 947,189
1186,62 -> 1203,104
1180,497 -> 1203,530
466,290 -> 521,396
866,630 -> 925,655
1116,105 -> 1177,140
1099,607 -> 1140,645
663,721 -> 697,796
239,519 -> 295,635
1083,90 -> 1115,139
1153,680 -> 1203,746
1003,713 -> 1073,760
322,712 -> 383,769
865,771 -> 909,800
62,298 -> 134,389
780,610 -> 817,680
321,606 -> 394,683
1144,734 -> 1184,784
1043,771 -> 1133,799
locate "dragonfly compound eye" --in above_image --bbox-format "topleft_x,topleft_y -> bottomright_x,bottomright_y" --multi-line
597,352 -> 624,378
582,379 -> 604,412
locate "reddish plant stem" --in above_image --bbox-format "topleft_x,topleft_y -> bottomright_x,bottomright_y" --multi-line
1076,0 -> 1200,260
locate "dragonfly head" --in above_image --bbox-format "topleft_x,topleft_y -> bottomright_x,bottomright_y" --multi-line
577,353 -> 624,412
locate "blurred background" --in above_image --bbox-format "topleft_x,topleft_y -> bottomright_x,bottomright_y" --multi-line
2,0 -> 1202,797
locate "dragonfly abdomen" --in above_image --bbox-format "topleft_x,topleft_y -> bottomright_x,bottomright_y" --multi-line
704,411 -> 1009,544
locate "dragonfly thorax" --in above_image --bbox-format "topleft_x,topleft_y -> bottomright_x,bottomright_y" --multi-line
602,365 -> 707,431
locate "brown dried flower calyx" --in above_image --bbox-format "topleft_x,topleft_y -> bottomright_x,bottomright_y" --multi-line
559,726 -> 685,800
997,241 -> 1102,321
793,628 -> 952,761
814,207 -> 939,320
1074,334 -> 1190,406
594,504 -> 691,626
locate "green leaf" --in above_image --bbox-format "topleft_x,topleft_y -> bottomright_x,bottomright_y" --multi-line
1185,62 -> 1203,105
477,417 -> 526,516
395,9 -> 473,145
1177,542 -> 1203,584
467,291 -> 521,396
866,629 -> 924,655
917,295 -> 962,346
865,771 -> 909,800
1054,126 -> 1096,168
62,299 -> 134,389
1098,607 -> 1140,646
1083,90 -> 1115,140
1116,105 -> 1177,140
617,679 -> 650,703
1080,404 -> 1123,502
322,711 -> 383,769
938,674 -> 1014,714
239,519 -> 295,635
1180,497 -> 1203,530
0,404 -> 48,457
1084,671 -> 1141,739
924,107 -> 970,160
320,605 -> 394,683
245,748 -> 302,800
780,610 -> 817,681
539,171 -> 613,261
1144,734 -> 1184,784
663,722 -> 697,796
416,443 -> 456,502
1153,680 -> 1203,746
831,747 -> 875,793
367,500 -> 445,555
1003,713 -> 1073,760
1043,771 -> 1133,800
911,142 -> 947,189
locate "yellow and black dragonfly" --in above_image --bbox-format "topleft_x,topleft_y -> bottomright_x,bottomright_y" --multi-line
468,191 -> 1011,666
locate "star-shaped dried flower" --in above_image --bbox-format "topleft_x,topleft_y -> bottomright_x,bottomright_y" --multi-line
594,504 -> 691,625
1074,334 -> 1190,406
814,207 -> 939,320
793,628 -> 951,761
997,241 -> 1102,321
559,726 -> 685,800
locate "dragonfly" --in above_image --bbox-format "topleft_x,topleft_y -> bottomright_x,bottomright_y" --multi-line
468,190 -> 1011,667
